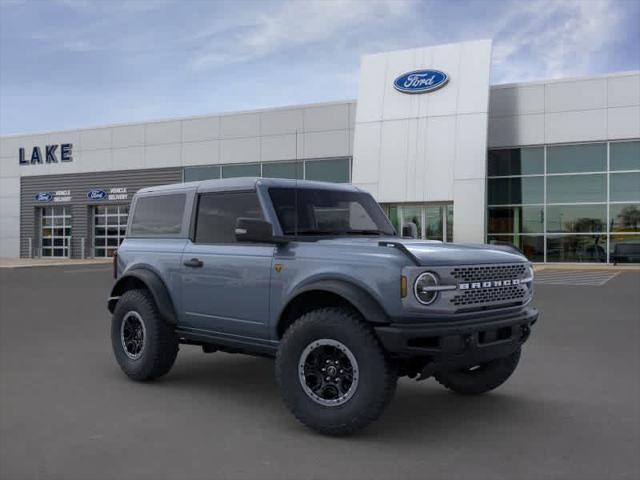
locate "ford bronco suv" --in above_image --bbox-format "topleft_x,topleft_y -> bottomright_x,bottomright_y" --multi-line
108,178 -> 538,435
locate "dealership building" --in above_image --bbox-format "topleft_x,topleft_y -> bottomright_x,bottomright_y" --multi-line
1,39 -> 638,262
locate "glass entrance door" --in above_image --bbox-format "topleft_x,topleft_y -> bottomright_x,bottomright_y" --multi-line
41,206 -> 72,257
93,205 -> 129,257
385,204 -> 453,242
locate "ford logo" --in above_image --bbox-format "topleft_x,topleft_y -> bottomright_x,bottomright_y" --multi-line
87,190 -> 107,200
393,69 -> 449,94
35,192 -> 53,202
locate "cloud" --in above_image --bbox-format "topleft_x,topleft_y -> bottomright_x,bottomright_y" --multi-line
491,0 -> 625,83
188,0 -> 414,71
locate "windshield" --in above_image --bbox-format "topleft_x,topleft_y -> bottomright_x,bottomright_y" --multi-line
269,187 -> 396,236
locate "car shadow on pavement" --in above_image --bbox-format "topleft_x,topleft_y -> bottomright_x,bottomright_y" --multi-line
135,348 -> 570,442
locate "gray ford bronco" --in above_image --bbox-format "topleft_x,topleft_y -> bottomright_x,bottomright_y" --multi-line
108,177 -> 538,435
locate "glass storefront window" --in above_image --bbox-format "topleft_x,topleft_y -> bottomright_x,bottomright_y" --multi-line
487,177 -> 544,205
546,235 -> 607,262
609,203 -> 640,232
610,141 -> 640,171
305,158 -> 350,183
425,206 -> 443,241
546,174 -> 606,203
487,147 -> 544,176
487,235 -> 544,262
547,143 -> 606,173
262,162 -> 303,179
222,163 -> 261,178
610,172 -> 640,202
384,204 -> 453,241
487,206 -> 544,234
184,165 -> 221,182
546,204 -> 606,233
610,234 -> 640,263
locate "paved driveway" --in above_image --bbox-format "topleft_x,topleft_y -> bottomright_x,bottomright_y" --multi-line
1,265 -> 639,480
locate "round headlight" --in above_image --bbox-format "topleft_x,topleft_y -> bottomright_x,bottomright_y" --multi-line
414,272 -> 439,305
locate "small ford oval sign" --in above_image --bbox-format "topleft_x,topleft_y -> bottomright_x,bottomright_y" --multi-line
393,69 -> 449,94
35,192 -> 53,202
87,190 -> 107,200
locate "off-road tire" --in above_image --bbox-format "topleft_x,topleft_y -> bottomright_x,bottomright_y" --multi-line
434,348 -> 521,395
111,289 -> 178,381
276,307 -> 397,436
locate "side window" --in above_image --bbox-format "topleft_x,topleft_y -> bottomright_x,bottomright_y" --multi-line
195,192 -> 264,244
129,193 -> 186,236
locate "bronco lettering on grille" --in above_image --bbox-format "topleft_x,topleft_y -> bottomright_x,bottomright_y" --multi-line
458,279 -> 521,290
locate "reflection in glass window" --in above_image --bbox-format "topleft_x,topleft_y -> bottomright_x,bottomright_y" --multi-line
487,235 -> 544,262
609,204 -> 640,232
610,172 -> 640,202
305,158 -> 350,183
195,192 -> 263,244
546,235 -> 607,262
446,205 -> 454,242
547,143 -> 606,173
129,194 -> 186,236
546,204 -> 606,233
222,164 -> 261,178
546,174 -> 606,203
184,165 -> 221,182
610,235 -> 640,263
487,177 -> 544,205
487,147 -> 544,176
487,206 -> 543,234
262,162 -> 303,179
610,141 -> 640,171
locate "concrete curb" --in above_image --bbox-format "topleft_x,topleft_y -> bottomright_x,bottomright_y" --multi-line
0,258 -> 112,269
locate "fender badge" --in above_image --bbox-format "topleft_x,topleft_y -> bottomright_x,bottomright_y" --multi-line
274,263 -> 283,273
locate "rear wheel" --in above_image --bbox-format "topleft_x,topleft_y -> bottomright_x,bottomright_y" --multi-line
111,289 -> 178,381
276,307 -> 397,435
434,348 -> 521,395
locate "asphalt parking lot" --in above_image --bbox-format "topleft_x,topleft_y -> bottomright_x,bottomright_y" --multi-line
1,265 -> 639,480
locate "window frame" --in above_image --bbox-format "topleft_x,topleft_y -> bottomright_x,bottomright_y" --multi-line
191,189 -> 267,245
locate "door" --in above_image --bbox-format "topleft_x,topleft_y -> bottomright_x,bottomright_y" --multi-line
40,206 -> 72,257
93,205 -> 128,257
180,191 -> 274,339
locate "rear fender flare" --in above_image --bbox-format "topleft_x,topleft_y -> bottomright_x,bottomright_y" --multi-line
108,268 -> 177,325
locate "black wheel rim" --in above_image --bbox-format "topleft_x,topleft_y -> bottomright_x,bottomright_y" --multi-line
120,311 -> 146,360
298,339 -> 359,407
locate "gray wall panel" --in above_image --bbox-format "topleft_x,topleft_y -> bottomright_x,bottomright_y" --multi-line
20,167 -> 182,258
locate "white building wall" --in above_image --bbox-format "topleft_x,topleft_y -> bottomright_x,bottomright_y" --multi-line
488,71 -> 640,147
352,39 -> 492,243
0,101 -> 355,257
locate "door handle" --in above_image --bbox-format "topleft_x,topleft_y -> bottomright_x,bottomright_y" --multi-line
183,258 -> 204,268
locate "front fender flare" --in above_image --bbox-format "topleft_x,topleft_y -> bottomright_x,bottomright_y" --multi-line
108,268 -> 177,325
281,279 -> 389,325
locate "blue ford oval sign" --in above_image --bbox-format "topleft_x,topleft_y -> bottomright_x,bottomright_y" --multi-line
35,192 -> 53,202
87,190 -> 107,200
393,69 -> 449,94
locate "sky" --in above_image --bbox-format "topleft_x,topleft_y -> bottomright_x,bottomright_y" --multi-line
1,0 -> 639,135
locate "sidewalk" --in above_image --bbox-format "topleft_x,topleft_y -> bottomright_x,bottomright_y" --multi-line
0,257 -> 112,268
533,263 -> 640,272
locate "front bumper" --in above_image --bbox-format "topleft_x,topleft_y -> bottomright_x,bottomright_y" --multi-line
375,306 -> 538,365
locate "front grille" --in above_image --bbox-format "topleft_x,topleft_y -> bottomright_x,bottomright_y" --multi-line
450,284 -> 527,307
451,264 -> 527,283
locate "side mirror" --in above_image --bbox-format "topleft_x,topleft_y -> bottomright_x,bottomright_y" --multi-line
402,222 -> 418,239
235,217 -> 285,244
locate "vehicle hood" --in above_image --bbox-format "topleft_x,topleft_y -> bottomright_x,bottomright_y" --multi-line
313,237 -> 527,266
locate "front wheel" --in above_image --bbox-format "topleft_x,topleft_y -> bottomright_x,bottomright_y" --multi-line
434,348 -> 521,395
275,307 -> 397,436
